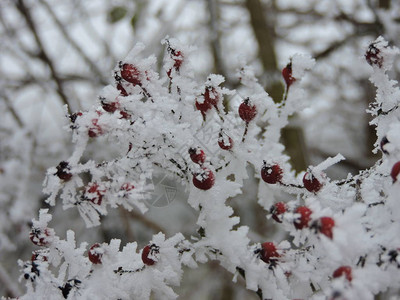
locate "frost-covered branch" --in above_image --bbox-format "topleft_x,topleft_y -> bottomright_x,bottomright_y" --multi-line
9,36 -> 400,300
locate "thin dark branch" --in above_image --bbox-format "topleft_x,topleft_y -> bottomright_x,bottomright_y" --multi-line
1,93 -> 24,128
313,35 -> 355,61
125,209 -> 165,233
38,0 -> 108,86
15,0 -> 71,114
77,1 -> 115,63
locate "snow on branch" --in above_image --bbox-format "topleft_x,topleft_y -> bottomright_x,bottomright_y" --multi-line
12,37 -> 400,300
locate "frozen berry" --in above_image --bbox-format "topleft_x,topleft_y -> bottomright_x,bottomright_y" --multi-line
88,243 -> 103,264
101,99 -> 118,113
55,161 -> 72,181
303,171 -> 323,193
320,217 -> 335,239
88,119 -> 103,138
270,202 -> 287,223
119,110 -> 131,120
117,83 -> 128,96
260,242 -> 280,264
282,62 -> 296,88
195,97 -> 212,117
204,87 -> 219,106
84,183 -> 105,205
294,206 -> 312,229
332,266 -> 352,282
167,49 -> 183,77
189,148 -> 206,165
172,50 -> 183,70
192,168 -> 215,190
380,136 -> 389,155
31,251 -> 48,262
261,162 -> 283,184
120,183 -> 135,191
391,161 -> 400,182
30,228 -> 50,246
238,98 -> 257,123
218,131 -> 234,150
142,244 -> 159,266
312,217 -> 335,239
121,63 -> 141,85
365,43 -> 383,68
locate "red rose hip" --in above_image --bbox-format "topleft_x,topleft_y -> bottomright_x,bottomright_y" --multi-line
167,48 -> 183,77
218,131 -> 234,150
391,161 -> 400,182
332,266 -> 352,282
195,97 -> 212,117
55,161 -> 72,181
120,183 -> 135,191
142,244 -> 159,266
120,63 -> 141,85
312,217 -> 335,239
204,87 -> 219,106
261,162 -> 283,184
192,168 -> 215,190
260,242 -> 280,264
88,118 -> 104,138
88,243 -> 103,264
30,228 -> 50,246
84,183 -> 105,205
101,101 -> 118,113
270,202 -> 287,223
189,148 -> 206,165
294,206 -> 312,229
282,62 -> 296,88
303,171 -> 322,193
116,83 -> 128,96
238,98 -> 257,123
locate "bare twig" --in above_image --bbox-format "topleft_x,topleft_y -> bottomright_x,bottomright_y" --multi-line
15,0 -> 71,114
1,93 -> 24,128
124,209 -> 165,233
38,0 -> 108,86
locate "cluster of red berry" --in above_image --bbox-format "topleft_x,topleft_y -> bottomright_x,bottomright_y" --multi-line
67,61 -> 146,140
269,203 -> 335,239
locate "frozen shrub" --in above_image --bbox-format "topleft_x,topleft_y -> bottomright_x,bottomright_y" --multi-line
10,37 -> 400,300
